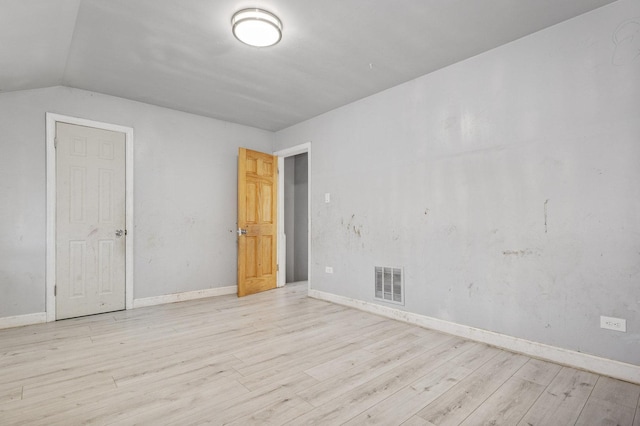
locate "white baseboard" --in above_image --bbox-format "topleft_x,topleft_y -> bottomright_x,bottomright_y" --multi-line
0,312 -> 47,330
0,288 -> 237,330
133,286 -> 237,309
308,289 -> 640,385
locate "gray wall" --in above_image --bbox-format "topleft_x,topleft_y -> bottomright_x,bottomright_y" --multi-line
284,153 -> 309,283
284,156 -> 296,282
0,86 -> 273,317
275,1 -> 640,365
294,153 -> 309,282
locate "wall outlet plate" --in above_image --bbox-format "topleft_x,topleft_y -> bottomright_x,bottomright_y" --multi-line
325,266 -> 333,274
600,315 -> 626,332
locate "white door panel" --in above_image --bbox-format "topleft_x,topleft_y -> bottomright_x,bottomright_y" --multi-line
56,122 -> 126,319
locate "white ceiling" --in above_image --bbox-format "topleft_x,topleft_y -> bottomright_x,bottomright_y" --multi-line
0,0 -> 617,131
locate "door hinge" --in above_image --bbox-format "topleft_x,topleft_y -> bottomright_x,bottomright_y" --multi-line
54,138 -> 57,149
124,229 -> 128,236
277,264 -> 279,271
54,285 -> 57,296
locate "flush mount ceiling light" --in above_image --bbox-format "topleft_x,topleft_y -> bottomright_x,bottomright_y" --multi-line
231,8 -> 282,47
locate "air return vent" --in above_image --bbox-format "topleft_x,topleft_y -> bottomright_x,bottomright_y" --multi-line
375,266 -> 404,305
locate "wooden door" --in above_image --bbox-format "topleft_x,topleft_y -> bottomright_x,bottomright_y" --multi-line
237,148 -> 278,297
56,122 -> 126,319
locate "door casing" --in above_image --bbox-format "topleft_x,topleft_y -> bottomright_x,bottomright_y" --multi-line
274,142 -> 311,291
46,113 -> 134,322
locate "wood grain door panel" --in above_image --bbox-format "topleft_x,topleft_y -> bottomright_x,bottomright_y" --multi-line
238,148 -> 278,297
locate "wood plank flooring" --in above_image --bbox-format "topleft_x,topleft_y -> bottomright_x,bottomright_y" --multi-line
0,282 -> 638,425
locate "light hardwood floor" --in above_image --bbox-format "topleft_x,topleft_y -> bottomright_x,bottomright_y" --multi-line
1,283 -> 638,425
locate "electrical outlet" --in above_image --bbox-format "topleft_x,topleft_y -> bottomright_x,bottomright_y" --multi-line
325,266 -> 333,274
600,316 -> 626,332
324,193 -> 331,203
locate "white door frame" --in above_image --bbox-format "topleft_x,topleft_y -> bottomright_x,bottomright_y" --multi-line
46,113 -> 134,322
274,142 -> 311,291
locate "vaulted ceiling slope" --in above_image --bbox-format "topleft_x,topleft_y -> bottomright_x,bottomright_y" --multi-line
0,0 -> 617,131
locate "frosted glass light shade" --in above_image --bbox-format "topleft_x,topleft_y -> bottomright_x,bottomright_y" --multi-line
232,9 -> 282,47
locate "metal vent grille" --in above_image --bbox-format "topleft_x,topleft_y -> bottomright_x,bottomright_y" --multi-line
375,266 -> 404,305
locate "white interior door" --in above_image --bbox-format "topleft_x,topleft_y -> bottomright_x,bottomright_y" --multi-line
56,122 -> 126,319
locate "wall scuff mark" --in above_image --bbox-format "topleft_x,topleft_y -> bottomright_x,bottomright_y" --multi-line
612,19 -> 640,65
343,214 -> 362,237
544,199 -> 549,234
503,249 -> 539,257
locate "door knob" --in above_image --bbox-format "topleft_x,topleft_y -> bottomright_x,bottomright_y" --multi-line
115,229 -> 124,237
237,228 -> 247,235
